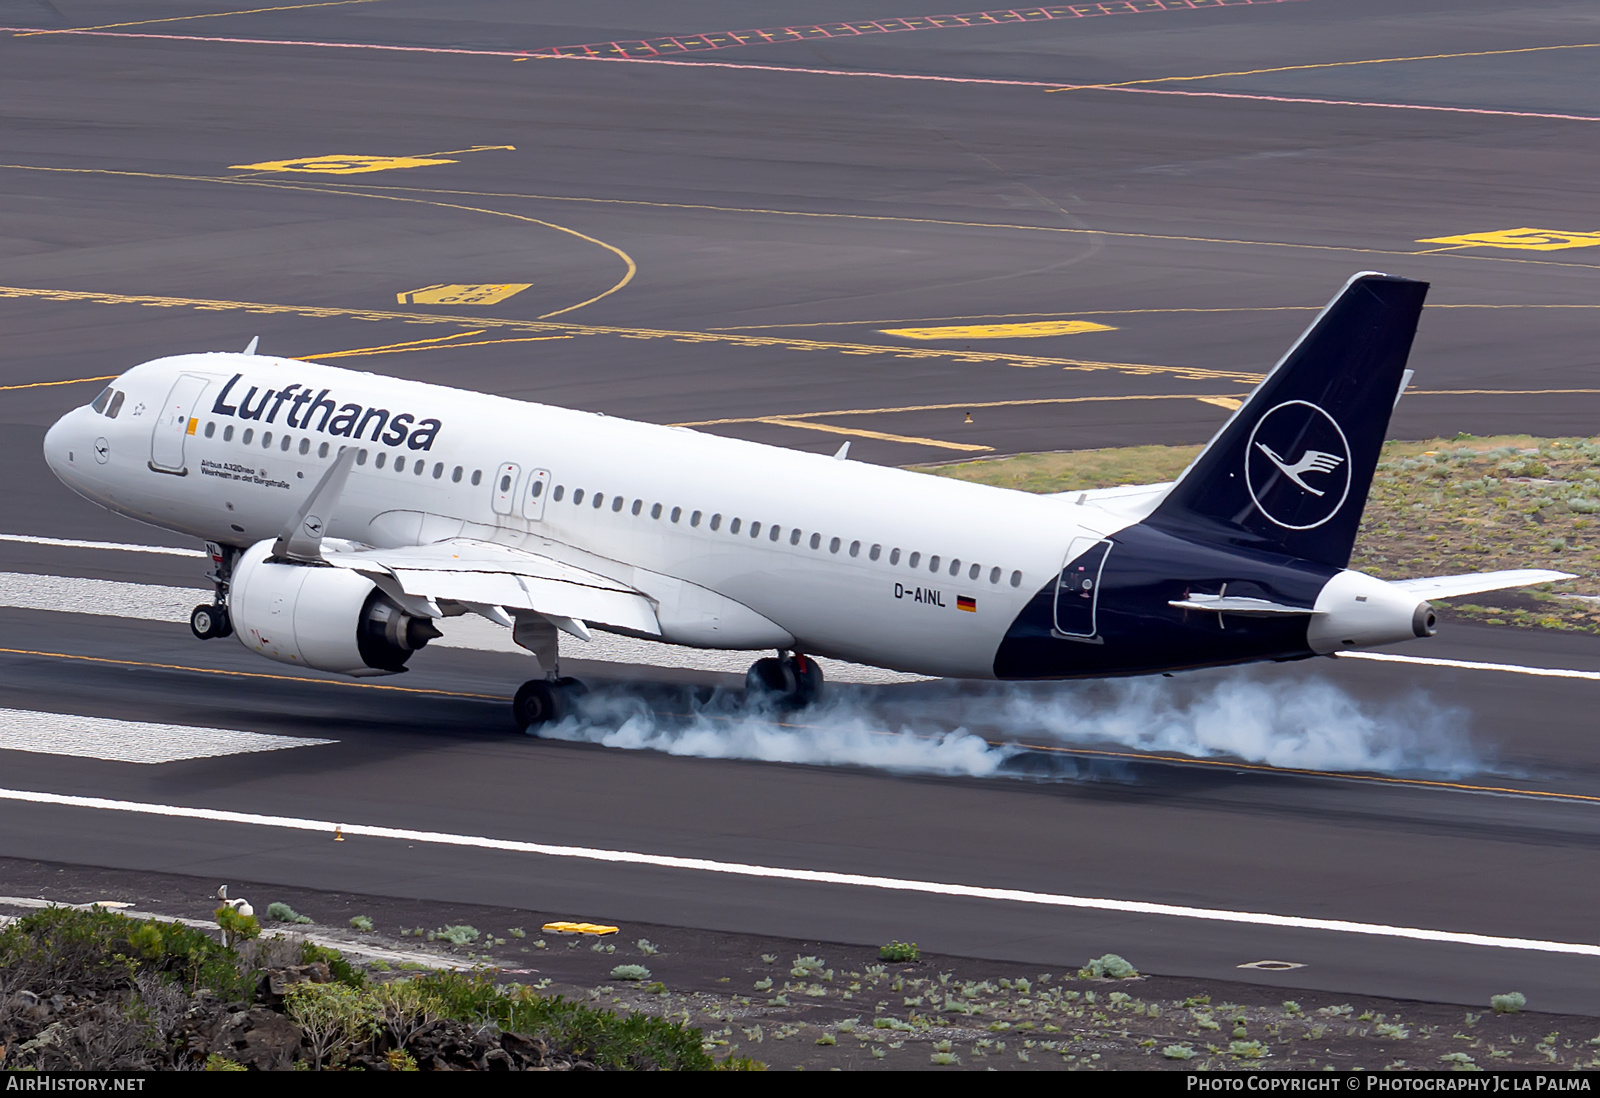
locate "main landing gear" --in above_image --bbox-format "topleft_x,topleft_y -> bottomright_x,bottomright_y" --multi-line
513,677 -> 588,730
191,542 -> 238,641
745,651 -> 824,709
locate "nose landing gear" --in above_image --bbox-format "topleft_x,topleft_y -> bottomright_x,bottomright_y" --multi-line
190,542 -> 239,640
745,651 -> 824,709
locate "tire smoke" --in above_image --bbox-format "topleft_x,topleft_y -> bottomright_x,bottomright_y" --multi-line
536,669 -> 1480,780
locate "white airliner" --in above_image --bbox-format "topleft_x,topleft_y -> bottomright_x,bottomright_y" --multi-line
43,273 -> 1566,728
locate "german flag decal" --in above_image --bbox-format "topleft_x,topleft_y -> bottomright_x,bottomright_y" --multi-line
957,595 -> 977,613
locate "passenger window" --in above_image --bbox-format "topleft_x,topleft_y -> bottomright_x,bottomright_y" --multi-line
710,514 -> 722,530
471,470 -> 482,486
396,457 -> 408,473
572,488 -> 584,505
611,496 -> 623,512
990,567 -> 1001,584
242,428 -> 254,445
969,563 -> 980,580
1010,570 -> 1023,587
262,431 -> 273,448
631,499 -> 642,515
106,391 -> 125,419
790,529 -> 801,546
750,521 -> 761,538
376,452 -> 387,469
829,537 -> 841,554
593,493 -> 605,509
769,525 -> 781,542
870,544 -> 881,561
355,448 -> 367,465
204,421 -> 215,438
433,462 -> 444,479
690,510 -> 702,527
728,518 -> 739,534
319,442 -> 329,458
451,466 -> 462,483
671,506 -> 682,523
414,460 -> 424,475
281,435 -> 292,451
224,425 -> 235,442
91,388 -> 112,414
531,480 -> 544,497
809,533 -> 821,550
849,540 -> 860,558
949,558 -> 960,577
908,552 -> 921,568
651,503 -> 662,519
297,436 -> 308,453
890,548 -> 901,565
929,555 -> 941,572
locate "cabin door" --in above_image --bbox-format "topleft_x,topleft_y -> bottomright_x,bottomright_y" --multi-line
149,374 -> 211,473
491,463 -> 521,515
1053,537 -> 1111,638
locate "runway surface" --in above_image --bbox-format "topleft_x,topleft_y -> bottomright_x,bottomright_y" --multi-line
2,0 -> 1599,1014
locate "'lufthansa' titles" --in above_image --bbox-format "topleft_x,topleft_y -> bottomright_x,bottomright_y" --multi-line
210,374 -> 441,451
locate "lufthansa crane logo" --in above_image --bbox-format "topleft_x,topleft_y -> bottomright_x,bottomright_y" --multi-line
1244,400 -> 1352,530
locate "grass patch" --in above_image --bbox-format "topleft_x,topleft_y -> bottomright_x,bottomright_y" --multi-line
915,435 -> 1600,631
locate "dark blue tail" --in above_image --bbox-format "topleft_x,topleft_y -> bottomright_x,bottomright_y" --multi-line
1147,272 -> 1427,568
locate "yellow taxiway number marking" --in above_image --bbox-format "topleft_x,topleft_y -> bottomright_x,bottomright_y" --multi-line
541,922 -> 618,936
0,374 -> 115,392
754,417 -> 991,453
231,145 -> 515,176
12,0 -> 385,36
1196,396 -> 1243,410
0,647 -> 507,700
398,283 -> 533,306
1417,228 -> 1600,252
0,284 -> 1252,381
230,154 -> 458,175
880,320 -> 1116,340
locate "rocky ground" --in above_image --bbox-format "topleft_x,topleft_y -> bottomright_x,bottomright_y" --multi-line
2,857 -> 1595,1071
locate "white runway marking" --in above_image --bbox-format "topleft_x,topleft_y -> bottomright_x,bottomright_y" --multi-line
0,710 -> 334,764
0,568 -> 929,685
0,533 -> 204,557
1339,651 -> 1600,682
0,785 -> 1594,958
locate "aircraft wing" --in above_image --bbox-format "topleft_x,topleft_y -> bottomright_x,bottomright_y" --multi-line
1388,569 -> 1574,600
322,538 -> 661,636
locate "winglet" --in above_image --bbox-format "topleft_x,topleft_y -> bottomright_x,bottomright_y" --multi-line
273,446 -> 358,562
243,336 -> 259,356
833,441 -> 850,460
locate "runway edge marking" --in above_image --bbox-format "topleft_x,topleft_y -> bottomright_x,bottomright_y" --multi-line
2,786 -> 1597,957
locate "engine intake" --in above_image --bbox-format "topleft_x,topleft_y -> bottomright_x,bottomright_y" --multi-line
230,540 -> 440,675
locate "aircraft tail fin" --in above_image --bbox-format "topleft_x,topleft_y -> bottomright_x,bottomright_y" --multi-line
1147,272 -> 1428,568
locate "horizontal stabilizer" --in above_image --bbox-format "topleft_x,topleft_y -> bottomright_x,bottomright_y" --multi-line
1389,569 -> 1574,600
1169,594 -> 1319,616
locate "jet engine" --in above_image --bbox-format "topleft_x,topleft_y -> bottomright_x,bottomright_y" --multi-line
229,540 -> 441,674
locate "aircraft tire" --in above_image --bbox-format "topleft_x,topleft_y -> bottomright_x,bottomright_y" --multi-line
190,603 -> 231,640
745,657 -> 796,701
515,677 -> 587,732
787,653 -> 824,706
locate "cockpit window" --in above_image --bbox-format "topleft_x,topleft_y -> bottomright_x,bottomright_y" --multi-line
106,391 -> 125,419
90,388 -> 112,414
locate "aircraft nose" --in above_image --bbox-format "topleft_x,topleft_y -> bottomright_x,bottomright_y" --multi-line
43,409 -> 82,478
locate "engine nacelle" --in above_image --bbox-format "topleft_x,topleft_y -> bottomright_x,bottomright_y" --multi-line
1307,569 -> 1436,655
230,540 -> 441,675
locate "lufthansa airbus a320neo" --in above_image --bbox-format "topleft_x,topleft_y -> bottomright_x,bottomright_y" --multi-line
43,273 -> 1565,728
